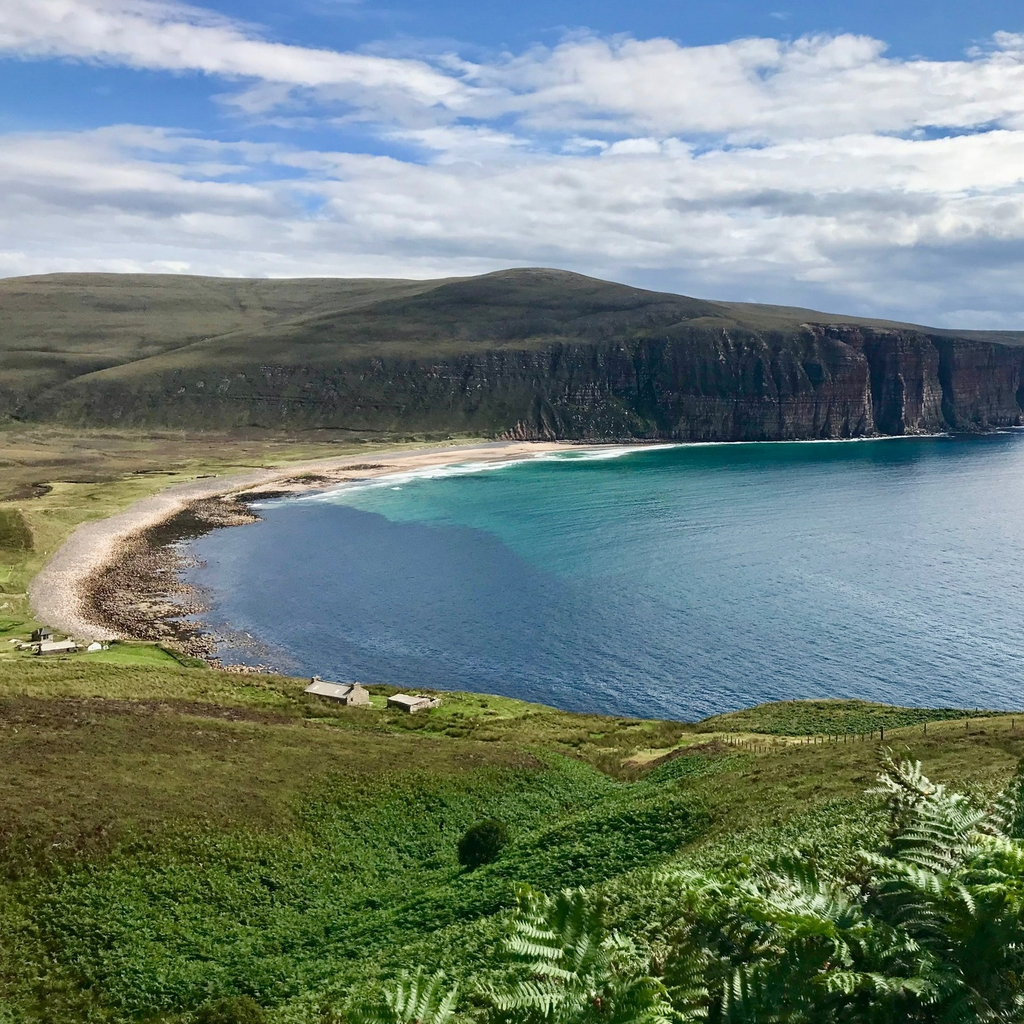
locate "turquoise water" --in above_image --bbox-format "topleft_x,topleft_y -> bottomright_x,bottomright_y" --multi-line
185,435 -> 1024,719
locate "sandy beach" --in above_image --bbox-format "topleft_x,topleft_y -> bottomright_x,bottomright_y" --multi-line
28,440 -> 577,642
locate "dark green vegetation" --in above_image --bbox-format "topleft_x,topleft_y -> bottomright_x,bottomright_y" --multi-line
195,997 -> 266,1024
459,820 -> 511,870
699,699 -> 998,737
4,268 -> 1024,439
391,759 -> 1024,1024
0,658 -> 1022,1023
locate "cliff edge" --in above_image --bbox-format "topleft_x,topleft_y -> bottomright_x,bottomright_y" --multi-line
3,267 -> 1022,440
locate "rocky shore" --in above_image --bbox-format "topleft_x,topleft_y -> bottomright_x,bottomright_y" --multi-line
28,441 -> 573,645
85,495 -> 261,663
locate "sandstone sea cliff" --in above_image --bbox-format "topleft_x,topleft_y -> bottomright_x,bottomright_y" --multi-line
4,268 -> 1024,441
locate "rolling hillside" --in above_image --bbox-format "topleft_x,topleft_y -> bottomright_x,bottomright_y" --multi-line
3,268 -> 1024,439
0,656 -> 1019,1023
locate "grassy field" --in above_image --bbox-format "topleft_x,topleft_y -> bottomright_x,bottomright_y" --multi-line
698,698 -> 1005,736
0,656 -> 1021,1024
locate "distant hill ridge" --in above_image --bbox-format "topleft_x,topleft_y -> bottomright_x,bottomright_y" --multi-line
3,267 -> 1023,440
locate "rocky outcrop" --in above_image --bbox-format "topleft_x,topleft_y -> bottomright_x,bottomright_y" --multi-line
24,324 -> 1024,441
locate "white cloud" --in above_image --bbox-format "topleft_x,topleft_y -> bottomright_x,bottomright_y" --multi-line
383,125 -> 528,163
474,33 -> 1024,141
4,124 -> 1024,325
6,3 -> 1024,324
0,0 -> 470,111
11,1 -> 1024,141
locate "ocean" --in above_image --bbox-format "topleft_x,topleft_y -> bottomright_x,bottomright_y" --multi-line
183,434 -> 1024,720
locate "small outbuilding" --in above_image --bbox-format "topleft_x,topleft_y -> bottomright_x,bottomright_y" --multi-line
304,677 -> 370,706
386,693 -> 442,714
34,639 -> 78,656
31,627 -> 53,643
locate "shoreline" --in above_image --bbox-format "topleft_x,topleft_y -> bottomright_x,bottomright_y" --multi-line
26,428 -> 1012,649
28,440 -> 579,643
84,493 -> 263,663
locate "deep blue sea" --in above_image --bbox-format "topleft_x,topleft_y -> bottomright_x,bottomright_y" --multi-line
183,435 -> 1024,720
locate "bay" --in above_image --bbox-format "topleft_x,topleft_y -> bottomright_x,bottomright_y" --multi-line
183,435 -> 1024,719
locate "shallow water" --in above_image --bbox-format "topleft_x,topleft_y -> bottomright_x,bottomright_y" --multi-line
184,435 -> 1024,719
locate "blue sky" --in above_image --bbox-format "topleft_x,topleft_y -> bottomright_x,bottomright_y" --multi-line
3,0 -> 1024,325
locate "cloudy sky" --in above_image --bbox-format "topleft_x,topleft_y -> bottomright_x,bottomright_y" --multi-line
4,0 -> 1024,325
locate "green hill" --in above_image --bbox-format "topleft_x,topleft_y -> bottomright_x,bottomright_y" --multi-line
0,656 -> 1019,1023
4,268 -> 1024,439
0,273 -> 450,419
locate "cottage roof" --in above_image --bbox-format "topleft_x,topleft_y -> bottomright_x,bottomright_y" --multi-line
387,693 -> 431,709
305,680 -> 359,699
36,639 -> 78,654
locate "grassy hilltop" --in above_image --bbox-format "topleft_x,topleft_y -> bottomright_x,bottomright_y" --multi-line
0,656 -> 1021,1023
5,268 -> 1024,437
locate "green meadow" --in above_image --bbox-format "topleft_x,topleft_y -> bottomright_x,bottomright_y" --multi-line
0,656 -> 1021,1023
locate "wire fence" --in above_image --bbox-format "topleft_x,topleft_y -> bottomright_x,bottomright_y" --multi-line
715,717 -> 1019,755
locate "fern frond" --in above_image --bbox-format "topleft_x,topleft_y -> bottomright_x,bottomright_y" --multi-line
352,970 -> 459,1024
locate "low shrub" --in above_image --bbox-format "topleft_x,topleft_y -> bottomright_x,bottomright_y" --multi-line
458,819 -> 509,870
0,507 -> 32,552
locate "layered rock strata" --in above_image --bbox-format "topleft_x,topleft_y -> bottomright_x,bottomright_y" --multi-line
34,324 -> 1024,442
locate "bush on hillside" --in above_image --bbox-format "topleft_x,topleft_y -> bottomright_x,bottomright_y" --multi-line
194,996 -> 266,1024
0,508 -> 32,552
457,819 -> 508,870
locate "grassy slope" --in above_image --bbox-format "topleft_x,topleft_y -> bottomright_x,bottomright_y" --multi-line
6,268 -> 1024,427
0,659 -> 1021,1023
698,699 -> 1005,736
0,274 -> 452,414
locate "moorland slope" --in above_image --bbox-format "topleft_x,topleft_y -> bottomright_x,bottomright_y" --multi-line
0,656 -> 1019,1023
4,268 -> 1024,440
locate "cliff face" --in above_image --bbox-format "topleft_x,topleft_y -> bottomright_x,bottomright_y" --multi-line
8,269 -> 1024,440
33,323 -> 1024,441
499,327 -> 1023,440
933,338 -> 1024,431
